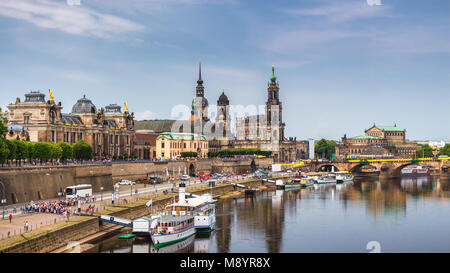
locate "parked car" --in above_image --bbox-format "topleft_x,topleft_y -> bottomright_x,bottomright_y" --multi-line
149,176 -> 163,184
241,173 -> 247,177
118,180 -> 134,186
135,178 -> 148,184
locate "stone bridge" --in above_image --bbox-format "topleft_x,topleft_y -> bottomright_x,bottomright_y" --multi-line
308,159 -> 450,179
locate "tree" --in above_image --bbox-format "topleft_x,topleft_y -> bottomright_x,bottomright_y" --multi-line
57,142 -> 73,162
181,152 -> 197,158
32,142 -> 53,164
11,140 -> 28,166
0,138 -> 9,167
315,139 -> 337,160
25,141 -> 34,163
6,139 -> 17,166
438,144 -> 450,157
0,110 -> 7,138
73,140 -> 93,161
51,143 -> 63,162
414,144 -> 434,158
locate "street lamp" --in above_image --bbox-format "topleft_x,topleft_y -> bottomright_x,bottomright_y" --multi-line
0,181 -> 6,220
58,187 -> 63,201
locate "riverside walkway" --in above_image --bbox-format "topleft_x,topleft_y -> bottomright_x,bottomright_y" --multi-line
0,172 -> 290,245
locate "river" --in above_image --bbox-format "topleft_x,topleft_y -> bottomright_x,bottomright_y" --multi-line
85,176 -> 450,253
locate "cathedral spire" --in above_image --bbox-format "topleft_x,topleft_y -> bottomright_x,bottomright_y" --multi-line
270,64 -> 276,83
197,58 -> 203,86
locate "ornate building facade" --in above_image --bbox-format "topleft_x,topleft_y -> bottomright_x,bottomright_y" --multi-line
6,91 -> 135,159
335,125 -> 419,160
188,62 -> 305,162
156,132 -> 209,159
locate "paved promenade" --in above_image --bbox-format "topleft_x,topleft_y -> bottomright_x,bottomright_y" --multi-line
0,173 -> 281,243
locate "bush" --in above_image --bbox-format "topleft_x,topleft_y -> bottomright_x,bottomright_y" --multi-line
181,152 -> 198,158
32,142 -> 53,163
208,148 -> 272,157
57,142 -> 73,161
72,140 -> 93,161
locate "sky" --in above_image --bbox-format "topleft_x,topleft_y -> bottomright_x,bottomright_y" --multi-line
1,0 -> 450,141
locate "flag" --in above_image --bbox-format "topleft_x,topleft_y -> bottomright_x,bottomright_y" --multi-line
146,199 -> 153,207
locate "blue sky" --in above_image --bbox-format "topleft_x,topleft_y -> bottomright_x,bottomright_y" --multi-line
1,0 -> 450,141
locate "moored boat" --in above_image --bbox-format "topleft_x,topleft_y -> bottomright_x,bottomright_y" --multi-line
400,165 -> 430,177
335,172 -> 354,184
300,177 -> 314,187
285,177 -> 301,188
316,174 -> 337,184
150,215 -> 196,248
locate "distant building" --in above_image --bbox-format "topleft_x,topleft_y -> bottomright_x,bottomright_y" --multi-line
336,124 -> 420,159
6,91 -> 135,159
155,132 -> 209,160
133,130 -> 158,159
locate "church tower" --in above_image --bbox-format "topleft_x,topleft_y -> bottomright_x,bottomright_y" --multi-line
191,59 -> 209,135
266,65 -> 285,141
216,89 -> 230,139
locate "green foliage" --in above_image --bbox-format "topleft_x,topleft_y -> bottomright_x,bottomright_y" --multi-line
25,141 -> 34,161
315,139 -> 337,160
57,142 -> 73,160
181,152 -> 198,158
208,148 -> 272,157
6,139 -> 16,161
0,138 -> 9,165
0,112 -> 7,138
438,144 -> 450,157
414,144 -> 435,158
72,140 -> 93,161
32,142 -> 53,162
51,143 -> 63,160
11,139 -> 28,161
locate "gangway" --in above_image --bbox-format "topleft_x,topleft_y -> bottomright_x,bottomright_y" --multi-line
262,179 -> 276,184
99,215 -> 132,228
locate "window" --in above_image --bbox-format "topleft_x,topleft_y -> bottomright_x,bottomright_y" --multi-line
184,143 -> 186,148
24,116 -> 30,124
162,142 -> 165,148
50,131 -> 55,142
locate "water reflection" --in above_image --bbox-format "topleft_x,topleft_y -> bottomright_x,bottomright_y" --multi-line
88,176 -> 450,253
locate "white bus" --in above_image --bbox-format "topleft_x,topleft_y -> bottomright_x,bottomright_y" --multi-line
65,184 -> 93,198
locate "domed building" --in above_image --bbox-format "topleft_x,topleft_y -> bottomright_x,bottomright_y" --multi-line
71,95 -> 97,114
6,91 -> 135,159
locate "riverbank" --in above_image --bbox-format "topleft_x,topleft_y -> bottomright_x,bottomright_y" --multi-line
0,175 -> 289,253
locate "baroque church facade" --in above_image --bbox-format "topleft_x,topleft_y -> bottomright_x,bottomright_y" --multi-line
6,91 -> 135,159
188,61 -> 306,163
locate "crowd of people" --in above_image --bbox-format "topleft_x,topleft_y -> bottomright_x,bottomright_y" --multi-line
20,196 -> 96,217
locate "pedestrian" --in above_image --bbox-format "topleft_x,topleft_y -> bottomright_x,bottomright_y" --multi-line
9,213 -> 12,223
25,221 -> 29,232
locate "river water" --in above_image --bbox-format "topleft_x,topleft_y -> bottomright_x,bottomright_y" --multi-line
85,176 -> 450,253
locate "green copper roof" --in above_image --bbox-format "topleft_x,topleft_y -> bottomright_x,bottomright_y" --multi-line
350,135 -> 382,140
270,65 -> 276,82
157,132 -> 206,141
375,126 -> 404,132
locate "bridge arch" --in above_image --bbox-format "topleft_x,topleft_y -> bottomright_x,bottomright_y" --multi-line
189,163 -> 196,176
350,163 -> 378,174
316,164 -> 340,172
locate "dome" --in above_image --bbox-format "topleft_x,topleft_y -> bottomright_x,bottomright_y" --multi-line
8,121 -> 27,132
72,95 -> 97,114
217,90 -> 229,106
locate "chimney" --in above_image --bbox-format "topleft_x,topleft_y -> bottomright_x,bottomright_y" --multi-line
179,182 -> 186,203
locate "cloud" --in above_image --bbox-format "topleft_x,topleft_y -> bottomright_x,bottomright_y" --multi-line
263,29 -> 360,54
0,0 -> 145,38
284,0 -> 391,23
135,110 -> 156,120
